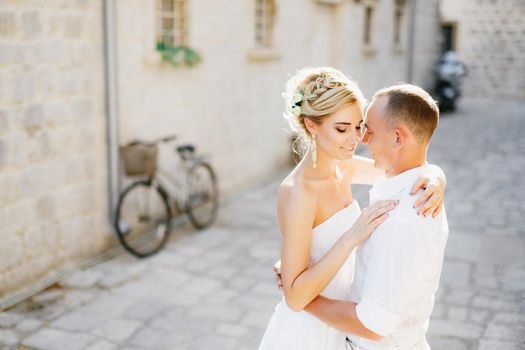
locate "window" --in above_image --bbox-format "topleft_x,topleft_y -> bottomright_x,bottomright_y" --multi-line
393,0 -> 406,45
394,8 -> 402,44
157,0 -> 187,47
255,0 -> 276,49
155,0 -> 200,66
441,23 -> 457,53
364,6 -> 373,45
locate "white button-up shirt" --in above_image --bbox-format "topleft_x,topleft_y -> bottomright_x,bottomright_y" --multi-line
347,165 -> 449,350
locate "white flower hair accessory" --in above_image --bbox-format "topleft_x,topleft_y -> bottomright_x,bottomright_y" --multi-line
291,91 -> 304,117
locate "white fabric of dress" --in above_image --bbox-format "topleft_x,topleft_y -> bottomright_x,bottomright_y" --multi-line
258,200 -> 361,350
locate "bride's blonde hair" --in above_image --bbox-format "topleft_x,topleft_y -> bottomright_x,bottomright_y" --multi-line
283,67 -> 366,159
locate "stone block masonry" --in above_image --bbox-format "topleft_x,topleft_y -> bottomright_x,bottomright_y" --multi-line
0,0 -> 110,302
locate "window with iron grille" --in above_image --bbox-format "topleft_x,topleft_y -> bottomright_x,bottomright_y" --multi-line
156,0 -> 201,66
255,0 -> 276,49
157,0 -> 186,47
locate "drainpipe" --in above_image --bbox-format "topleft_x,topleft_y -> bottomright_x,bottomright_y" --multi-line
103,0 -> 120,222
407,0 -> 417,82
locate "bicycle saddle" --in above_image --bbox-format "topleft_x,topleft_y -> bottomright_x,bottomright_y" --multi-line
176,144 -> 195,153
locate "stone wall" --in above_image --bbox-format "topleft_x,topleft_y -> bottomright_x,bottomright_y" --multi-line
412,0 -> 441,90
440,0 -> 525,100
0,0 -> 109,302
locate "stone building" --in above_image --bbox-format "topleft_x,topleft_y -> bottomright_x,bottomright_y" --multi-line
439,0 -> 525,100
0,0 -> 108,307
0,0 -> 440,306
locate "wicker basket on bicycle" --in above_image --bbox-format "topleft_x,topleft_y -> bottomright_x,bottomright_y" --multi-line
120,142 -> 158,177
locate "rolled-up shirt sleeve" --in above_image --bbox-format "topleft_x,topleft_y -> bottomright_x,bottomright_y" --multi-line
355,219 -> 422,336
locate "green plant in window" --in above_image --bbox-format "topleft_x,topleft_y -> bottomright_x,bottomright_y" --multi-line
156,42 -> 202,67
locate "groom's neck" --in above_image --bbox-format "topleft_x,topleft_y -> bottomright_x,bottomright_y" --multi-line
386,150 -> 427,177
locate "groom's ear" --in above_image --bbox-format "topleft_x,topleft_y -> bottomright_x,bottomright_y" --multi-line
393,126 -> 409,149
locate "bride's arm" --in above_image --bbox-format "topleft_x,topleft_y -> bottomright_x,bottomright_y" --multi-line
279,186 -> 355,312
347,157 -> 447,217
411,164 -> 447,217
279,185 -> 395,312
346,155 -> 383,185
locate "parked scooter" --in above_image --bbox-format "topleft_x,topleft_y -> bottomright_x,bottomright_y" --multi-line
434,51 -> 467,112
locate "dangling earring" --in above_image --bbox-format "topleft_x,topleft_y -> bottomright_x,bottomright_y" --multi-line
311,135 -> 317,168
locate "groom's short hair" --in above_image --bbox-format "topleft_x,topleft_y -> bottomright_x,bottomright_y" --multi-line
373,84 -> 439,143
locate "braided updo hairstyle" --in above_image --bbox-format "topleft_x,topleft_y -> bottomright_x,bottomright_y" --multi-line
283,67 -> 366,159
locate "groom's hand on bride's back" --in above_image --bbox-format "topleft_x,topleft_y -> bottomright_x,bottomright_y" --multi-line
273,260 -> 283,291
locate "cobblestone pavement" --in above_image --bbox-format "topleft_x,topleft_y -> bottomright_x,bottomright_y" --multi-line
1,99 -> 524,350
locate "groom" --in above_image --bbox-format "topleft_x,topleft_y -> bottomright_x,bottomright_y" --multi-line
277,84 -> 449,349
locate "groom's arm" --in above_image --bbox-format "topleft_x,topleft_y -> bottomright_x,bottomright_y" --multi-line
305,220 -> 423,340
304,296 -> 383,340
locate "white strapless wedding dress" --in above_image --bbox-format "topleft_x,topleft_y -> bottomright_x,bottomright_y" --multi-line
258,200 -> 361,350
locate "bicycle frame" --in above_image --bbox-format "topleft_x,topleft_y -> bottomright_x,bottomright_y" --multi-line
152,155 -> 193,212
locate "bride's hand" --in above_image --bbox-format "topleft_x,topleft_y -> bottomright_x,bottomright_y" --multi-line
344,200 -> 398,246
410,174 -> 446,218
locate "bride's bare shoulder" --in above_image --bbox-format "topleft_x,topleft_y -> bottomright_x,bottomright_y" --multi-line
278,173 -> 317,208
276,174 -> 318,230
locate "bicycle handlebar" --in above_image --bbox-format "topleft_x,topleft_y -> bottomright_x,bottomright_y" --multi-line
126,134 -> 177,147
160,135 -> 177,143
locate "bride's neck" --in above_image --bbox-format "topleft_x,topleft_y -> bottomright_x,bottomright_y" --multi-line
302,146 -> 340,180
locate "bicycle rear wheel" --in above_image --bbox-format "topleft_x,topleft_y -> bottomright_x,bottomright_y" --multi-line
185,161 -> 219,229
114,180 -> 171,258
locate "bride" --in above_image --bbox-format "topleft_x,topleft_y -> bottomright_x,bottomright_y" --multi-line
258,67 -> 445,349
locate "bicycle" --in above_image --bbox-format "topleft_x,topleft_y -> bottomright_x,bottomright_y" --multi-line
114,135 -> 219,258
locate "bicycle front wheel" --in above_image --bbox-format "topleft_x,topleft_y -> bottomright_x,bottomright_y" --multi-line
114,180 -> 171,258
185,161 -> 219,229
